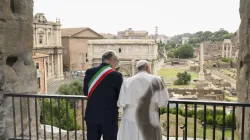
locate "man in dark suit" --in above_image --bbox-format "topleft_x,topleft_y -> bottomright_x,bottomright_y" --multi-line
84,50 -> 123,140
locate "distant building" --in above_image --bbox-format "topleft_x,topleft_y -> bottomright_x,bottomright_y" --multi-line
61,27 -> 103,71
117,28 -> 148,39
182,37 -> 189,44
33,53 -> 49,94
87,39 -> 158,76
33,13 -> 64,82
100,33 -> 117,39
149,34 -> 169,44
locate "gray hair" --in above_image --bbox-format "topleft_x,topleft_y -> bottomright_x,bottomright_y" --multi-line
102,50 -> 117,62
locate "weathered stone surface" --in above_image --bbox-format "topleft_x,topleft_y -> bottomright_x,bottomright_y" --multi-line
237,0 -> 250,139
0,0 -> 38,139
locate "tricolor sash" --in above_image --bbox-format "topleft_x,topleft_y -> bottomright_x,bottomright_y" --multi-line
88,65 -> 114,99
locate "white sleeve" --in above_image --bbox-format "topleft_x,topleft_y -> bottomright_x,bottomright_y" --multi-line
152,77 -> 169,108
117,82 -> 126,108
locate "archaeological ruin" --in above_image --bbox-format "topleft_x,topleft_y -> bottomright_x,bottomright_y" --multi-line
87,39 -> 159,76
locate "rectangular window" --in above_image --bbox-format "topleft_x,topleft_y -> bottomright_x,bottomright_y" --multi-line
119,48 -> 122,53
37,78 -> 41,89
39,35 -> 43,44
35,62 -> 39,69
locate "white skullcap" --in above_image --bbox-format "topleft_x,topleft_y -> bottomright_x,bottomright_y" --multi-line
136,60 -> 149,68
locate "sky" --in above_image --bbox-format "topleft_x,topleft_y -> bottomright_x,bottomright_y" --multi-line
34,0 -> 240,36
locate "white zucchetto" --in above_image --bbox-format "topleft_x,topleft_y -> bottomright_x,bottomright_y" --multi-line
136,60 -> 149,68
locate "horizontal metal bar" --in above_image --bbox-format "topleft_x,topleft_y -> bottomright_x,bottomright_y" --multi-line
4,93 -> 250,106
168,99 -> 250,106
4,93 -> 88,100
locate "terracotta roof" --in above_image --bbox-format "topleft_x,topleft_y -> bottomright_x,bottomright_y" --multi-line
32,53 -> 49,59
61,28 -> 88,37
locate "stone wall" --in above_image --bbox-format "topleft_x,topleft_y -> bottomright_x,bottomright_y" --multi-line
168,88 -> 224,100
0,0 -> 38,139
237,0 -> 250,139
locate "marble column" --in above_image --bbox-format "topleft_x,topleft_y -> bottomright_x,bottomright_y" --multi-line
199,43 -> 205,81
226,44 -> 229,58
222,43 -> 224,57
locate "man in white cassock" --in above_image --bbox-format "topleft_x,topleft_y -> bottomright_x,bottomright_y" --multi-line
117,60 -> 169,140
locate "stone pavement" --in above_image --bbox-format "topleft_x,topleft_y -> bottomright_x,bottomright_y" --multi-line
47,75 -> 82,94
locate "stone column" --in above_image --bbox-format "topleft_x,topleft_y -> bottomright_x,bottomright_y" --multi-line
47,55 -> 50,78
51,54 -> 54,77
60,53 -> 63,74
44,58 -> 47,94
57,29 -> 60,46
237,1 -> 250,139
35,26 -> 38,47
199,43 -> 205,80
229,44 -> 232,58
45,28 -> 48,46
131,60 -> 135,76
33,29 -> 36,47
222,43 -> 224,57
0,1 -> 38,139
226,44 -> 229,58
57,54 -> 60,77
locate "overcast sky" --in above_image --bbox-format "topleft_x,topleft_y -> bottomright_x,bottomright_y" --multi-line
34,0 -> 240,36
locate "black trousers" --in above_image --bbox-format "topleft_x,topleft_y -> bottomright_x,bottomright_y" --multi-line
86,122 -> 118,140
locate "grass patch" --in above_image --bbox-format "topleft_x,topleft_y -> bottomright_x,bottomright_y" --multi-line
158,68 -> 198,81
161,114 -> 238,139
158,68 -> 198,88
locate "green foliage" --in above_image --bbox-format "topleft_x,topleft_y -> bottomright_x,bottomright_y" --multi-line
206,116 -> 213,125
174,71 -> 192,85
167,51 -> 175,58
169,29 -> 235,49
220,57 -> 232,63
58,80 -> 83,95
177,44 -> 194,58
40,99 -> 81,131
160,107 -> 236,129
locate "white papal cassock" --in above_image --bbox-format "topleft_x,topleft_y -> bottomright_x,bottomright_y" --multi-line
117,71 -> 169,140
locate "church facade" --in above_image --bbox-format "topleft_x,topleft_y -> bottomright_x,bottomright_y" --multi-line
33,13 -> 64,81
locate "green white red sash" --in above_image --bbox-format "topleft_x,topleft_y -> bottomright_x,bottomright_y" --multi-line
88,65 -> 114,99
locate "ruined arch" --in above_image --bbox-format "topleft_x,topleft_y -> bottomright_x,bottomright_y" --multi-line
118,66 -> 131,78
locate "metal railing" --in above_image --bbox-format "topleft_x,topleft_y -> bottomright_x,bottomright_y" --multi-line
4,93 -> 250,140
4,93 -> 88,140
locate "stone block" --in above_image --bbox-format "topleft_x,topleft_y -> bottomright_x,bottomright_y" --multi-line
0,0 -> 38,139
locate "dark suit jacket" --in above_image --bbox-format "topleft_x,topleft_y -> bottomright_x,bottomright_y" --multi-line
83,63 -> 123,124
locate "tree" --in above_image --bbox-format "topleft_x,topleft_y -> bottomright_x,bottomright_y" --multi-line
176,44 -> 194,58
58,80 -> 83,95
174,71 -> 191,85
40,98 -> 81,131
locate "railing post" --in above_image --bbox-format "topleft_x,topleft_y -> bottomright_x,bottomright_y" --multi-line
180,124 -> 186,140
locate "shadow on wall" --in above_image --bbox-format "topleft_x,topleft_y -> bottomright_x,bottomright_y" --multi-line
136,79 -> 164,140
